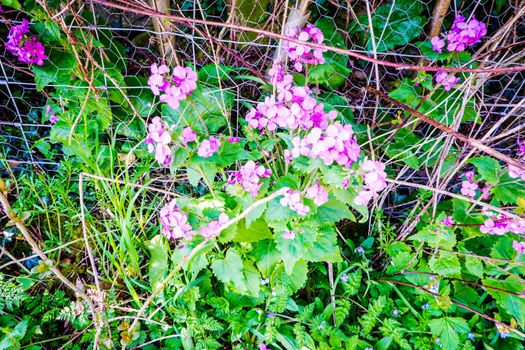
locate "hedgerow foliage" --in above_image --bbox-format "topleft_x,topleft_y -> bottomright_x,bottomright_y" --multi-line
0,0 -> 524,349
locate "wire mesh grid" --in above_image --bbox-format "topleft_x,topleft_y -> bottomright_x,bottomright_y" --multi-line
0,0 -> 523,188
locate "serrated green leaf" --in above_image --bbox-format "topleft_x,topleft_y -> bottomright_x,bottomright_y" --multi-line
211,248 -> 246,292
468,157 -> 502,185
427,317 -> 469,350
429,252 -> 461,276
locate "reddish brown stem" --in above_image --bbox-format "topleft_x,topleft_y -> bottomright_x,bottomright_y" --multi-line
90,0 -> 525,75
365,87 -> 525,171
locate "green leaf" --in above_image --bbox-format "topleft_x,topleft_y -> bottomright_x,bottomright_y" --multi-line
0,0 -> 21,9
265,197 -> 293,223
146,235 -> 169,296
311,18 -> 351,89
427,317 -> 469,350
429,252 -> 461,277
303,227 -> 342,263
314,197 -> 353,224
386,242 -> 414,274
350,0 -> 424,52
233,219 -> 272,243
32,50 -> 77,91
409,224 -> 456,250
273,259 -> 308,295
163,88 -> 233,134
468,157 -> 502,185
483,278 -> 525,326
465,256 -> 484,278
211,248 -> 246,292
198,64 -> 246,85
186,160 -> 217,187
492,175 -> 525,205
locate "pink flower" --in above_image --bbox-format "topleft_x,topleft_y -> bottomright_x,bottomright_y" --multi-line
197,136 -> 220,158
280,189 -> 310,216
229,160 -> 271,197
353,160 -> 387,206
228,137 -> 240,143
431,36 -> 445,54
199,213 -> 229,239
45,105 -> 59,124
159,199 -> 195,240
148,64 -> 198,109
305,184 -> 328,206
284,24 -> 326,72
513,241 -> 525,257
145,117 -> 172,165
441,216 -> 454,227
460,180 -> 478,197
480,218 -> 509,235
435,71 -> 461,91
287,123 -> 361,168
6,19 -> 48,66
181,127 -> 196,146
446,15 -> 486,52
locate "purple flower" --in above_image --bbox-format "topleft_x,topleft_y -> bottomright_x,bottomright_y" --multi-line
45,105 -> 59,124
6,19 -> 48,66
197,136 -> 220,158
354,246 -> 364,254
435,71 -> 461,91
340,273 -> 349,283
467,333 -> 475,340
446,15 -> 487,52
422,303 -> 430,310
441,216 -> 454,227
392,309 -> 399,317
305,184 -> 328,206
431,36 -> 445,54
228,136 -> 240,143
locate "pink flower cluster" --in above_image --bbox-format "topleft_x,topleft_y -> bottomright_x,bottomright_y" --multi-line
284,24 -> 326,72
160,199 -> 195,240
354,160 -> 387,206
228,160 -> 271,197
148,63 -> 198,109
458,171 -> 491,199
285,123 -> 360,168
6,19 -> 48,66
280,189 -> 310,216
199,213 -> 229,239
480,209 -> 525,236
431,15 -> 486,54
305,184 -> 329,206
507,141 -> 525,180
246,62 -> 336,132
435,71 -> 461,91
160,200 -> 230,241
197,136 -> 220,158
145,117 -> 172,165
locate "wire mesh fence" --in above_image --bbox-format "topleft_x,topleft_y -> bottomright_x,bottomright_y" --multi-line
0,0 -> 524,185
